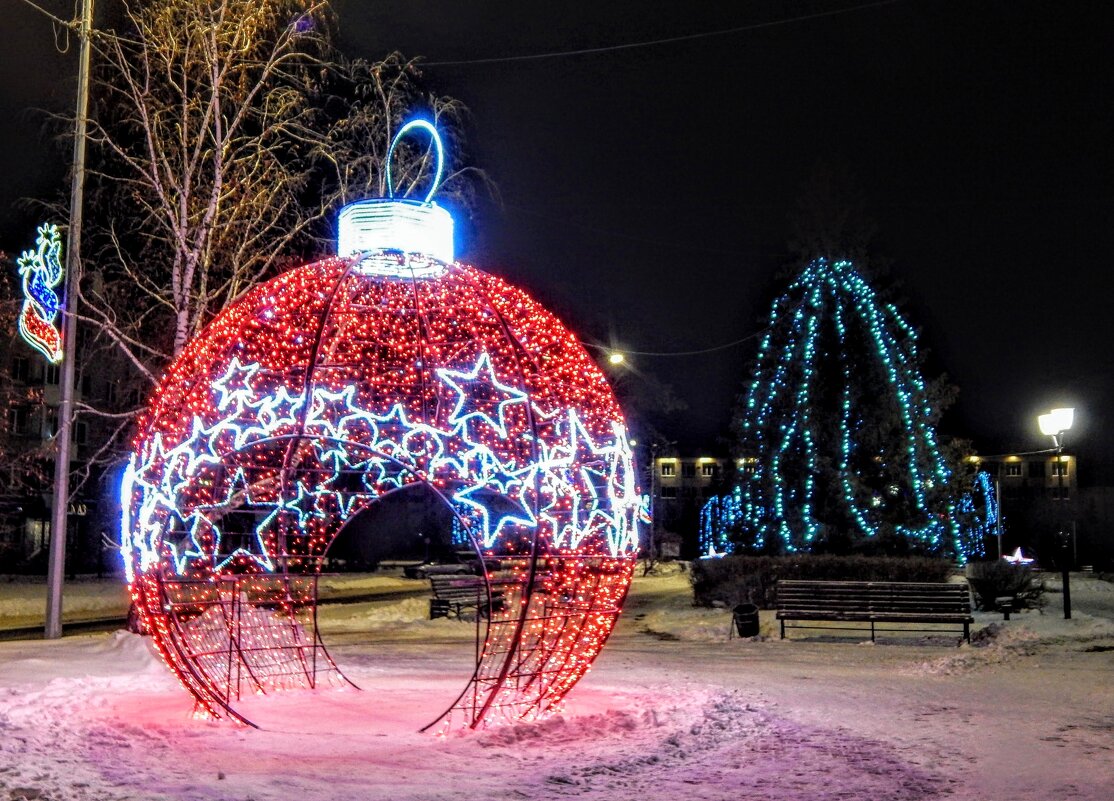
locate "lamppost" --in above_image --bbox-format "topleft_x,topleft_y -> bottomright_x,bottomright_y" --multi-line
1038,407 -> 1074,620
647,441 -> 658,563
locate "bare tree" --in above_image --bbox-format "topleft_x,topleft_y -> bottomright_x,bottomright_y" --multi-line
79,0 -> 479,381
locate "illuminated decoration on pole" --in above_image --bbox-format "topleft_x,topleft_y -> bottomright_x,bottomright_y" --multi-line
1003,546 -> 1034,565
953,470 -> 996,558
120,121 -> 642,731
699,485 -> 741,557
16,223 -> 65,363
706,258 -> 971,559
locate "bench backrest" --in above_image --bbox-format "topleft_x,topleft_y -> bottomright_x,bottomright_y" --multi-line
776,580 -> 971,614
429,575 -> 494,600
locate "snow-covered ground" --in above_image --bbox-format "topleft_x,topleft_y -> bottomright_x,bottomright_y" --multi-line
1,567 -> 1112,800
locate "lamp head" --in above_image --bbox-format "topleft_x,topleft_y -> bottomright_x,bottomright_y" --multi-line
1038,407 -> 1075,437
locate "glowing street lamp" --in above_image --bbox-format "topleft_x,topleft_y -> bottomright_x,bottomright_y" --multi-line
607,352 -> 626,366
1038,406 -> 1074,620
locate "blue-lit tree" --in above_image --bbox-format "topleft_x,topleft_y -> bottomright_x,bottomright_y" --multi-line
730,258 -> 980,560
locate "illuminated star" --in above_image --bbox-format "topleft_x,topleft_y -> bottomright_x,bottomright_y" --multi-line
236,386 -> 306,447
305,385 -> 368,439
436,352 -> 528,438
453,465 -> 537,548
1003,547 -> 1035,565
211,357 -> 261,412
277,482 -> 327,530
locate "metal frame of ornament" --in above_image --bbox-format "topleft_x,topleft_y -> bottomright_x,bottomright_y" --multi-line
120,123 -> 644,732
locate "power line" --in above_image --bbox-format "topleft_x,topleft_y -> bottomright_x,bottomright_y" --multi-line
583,298 -> 809,358
584,332 -> 764,358
422,0 -> 905,67
972,448 -> 1060,459
11,0 -> 73,27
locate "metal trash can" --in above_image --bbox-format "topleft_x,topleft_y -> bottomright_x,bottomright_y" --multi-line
732,603 -> 760,638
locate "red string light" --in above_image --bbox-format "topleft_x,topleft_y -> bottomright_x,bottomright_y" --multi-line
121,253 -> 643,730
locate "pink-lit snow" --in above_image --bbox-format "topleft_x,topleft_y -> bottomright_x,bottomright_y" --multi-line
1,567 -> 1112,800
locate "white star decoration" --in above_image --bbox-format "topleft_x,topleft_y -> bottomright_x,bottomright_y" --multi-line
436,352 -> 528,438
121,352 -> 642,581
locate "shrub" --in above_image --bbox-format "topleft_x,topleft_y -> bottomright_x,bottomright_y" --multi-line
965,560 -> 1044,612
690,554 -> 955,609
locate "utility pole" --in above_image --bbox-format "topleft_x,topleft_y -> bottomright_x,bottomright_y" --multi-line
45,0 -> 94,640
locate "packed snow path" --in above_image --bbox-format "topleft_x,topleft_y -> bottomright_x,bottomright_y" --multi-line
1,571 -> 1112,801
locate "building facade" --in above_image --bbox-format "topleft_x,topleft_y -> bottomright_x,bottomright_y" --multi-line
651,455 -> 745,558
1,336 -> 117,574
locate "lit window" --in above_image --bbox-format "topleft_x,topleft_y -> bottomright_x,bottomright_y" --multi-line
701,463 -> 716,477
1052,462 -> 1069,478
1005,464 -> 1022,477
660,463 -> 675,477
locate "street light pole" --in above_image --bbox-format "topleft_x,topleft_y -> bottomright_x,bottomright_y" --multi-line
45,0 -> 94,640
1055,445 -> 1070,620
1038,407 -> 1074,621
995,478 -> 1002,560
648,442 -> 658,563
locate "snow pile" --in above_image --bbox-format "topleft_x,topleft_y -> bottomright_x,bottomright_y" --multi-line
912,608 -> 1114,676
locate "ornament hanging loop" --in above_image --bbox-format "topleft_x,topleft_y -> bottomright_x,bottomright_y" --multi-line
386,119 -> 445,204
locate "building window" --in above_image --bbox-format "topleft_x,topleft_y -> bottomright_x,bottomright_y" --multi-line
681,463 -> 696,478
1005,463 -> 1022,477
660,463 -> 675,477
11,356 -> 30,383
7,407 -> 31,436
73,420 -> 88,445
701,463 -> 717,477
1051,462 -> 1069,478
45,363 -> 60,385
981,461 -> 1001,477
80,374 -> 92,395
660,487 -> 677,498
1029,461 -> 1046,479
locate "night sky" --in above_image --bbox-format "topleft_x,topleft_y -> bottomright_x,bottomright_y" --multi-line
3,1 -> 1112,476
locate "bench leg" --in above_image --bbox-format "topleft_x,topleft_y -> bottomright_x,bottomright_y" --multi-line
780,619 -> 785,639
963,622 -> 970,644
870,621 -> 875,642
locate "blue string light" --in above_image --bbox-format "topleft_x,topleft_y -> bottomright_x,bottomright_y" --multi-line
703,258 -> 980,560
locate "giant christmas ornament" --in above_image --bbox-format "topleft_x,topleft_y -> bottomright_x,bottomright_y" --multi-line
121,121 -> 644,730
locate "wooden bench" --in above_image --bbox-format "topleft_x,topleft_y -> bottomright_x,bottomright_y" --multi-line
428,575 -> 505,620
776,580 -> 973,644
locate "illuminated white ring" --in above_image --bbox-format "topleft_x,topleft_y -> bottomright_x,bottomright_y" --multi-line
386,119 -> 445,203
